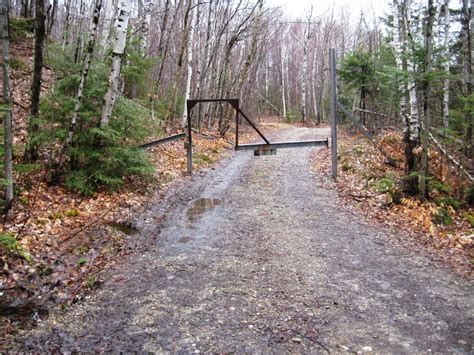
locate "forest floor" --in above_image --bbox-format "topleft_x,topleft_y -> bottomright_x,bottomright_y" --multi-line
7,127 -> 473,352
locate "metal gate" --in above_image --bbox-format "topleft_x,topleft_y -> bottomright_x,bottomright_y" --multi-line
141,49 -> 339,177
185,99 -> 329,173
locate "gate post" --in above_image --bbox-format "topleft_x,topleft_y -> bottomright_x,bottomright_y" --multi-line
186,102 -> 193,174
329,48 -> 337,179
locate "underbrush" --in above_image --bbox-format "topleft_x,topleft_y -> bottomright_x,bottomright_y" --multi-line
311,127 -> 474,274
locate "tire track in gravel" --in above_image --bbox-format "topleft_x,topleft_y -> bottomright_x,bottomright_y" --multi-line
12,127 -> 473,353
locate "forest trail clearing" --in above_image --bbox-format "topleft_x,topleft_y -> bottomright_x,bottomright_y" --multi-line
13,127 -> 473,352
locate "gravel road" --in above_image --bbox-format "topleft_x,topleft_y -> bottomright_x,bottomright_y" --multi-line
12,127 -> 473,352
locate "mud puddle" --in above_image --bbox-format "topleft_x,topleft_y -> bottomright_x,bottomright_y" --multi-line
0,290 -> 49,328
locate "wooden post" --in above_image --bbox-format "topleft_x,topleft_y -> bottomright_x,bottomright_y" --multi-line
186,101 -> 193,174
329,48 -> 337,179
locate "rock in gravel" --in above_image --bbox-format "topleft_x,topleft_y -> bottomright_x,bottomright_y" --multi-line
291,337 -> 302,343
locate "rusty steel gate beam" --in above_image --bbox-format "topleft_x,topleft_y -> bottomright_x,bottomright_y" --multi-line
138,132 -> 187,149
187,98 -> 274,173
235,139 -> 328,151
186,98 -> 328,173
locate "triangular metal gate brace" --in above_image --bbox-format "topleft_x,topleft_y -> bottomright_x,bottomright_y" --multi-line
186,99 -> 328,174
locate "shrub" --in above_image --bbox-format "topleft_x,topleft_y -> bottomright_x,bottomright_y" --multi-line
432,207 -> 452,226
34,47 -> 160,195
465,185 -> 474,207
429,180 -> 452,194
463,213 -> 474,227
0,233 -> 31,261
434,196 -> 461,210
372,174 -> 395,193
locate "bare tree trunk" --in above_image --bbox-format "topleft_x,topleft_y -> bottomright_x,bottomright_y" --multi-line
462,0 -> 472,156
62,0 -> 71,49
73,0 -> 84,63
311,52 -> 318,121
392,0 -> 408,141
46,0 -> 57,36
299,9 -> 312,121
238,0 -> 263,97
280,43 -> 286,119
25,0 -> 45,161
301,46 -> 308,120
100,0 -> 131,128
196,0 -> 213,127
1,0 -> 13,220
168,0 -> 191,120
404,0 -> 420,173
419,0 -> 435,200
264,55 -> 269,114
442,0 -> 450,130
66,0 -> 102,146
20,0 -> 29,17
181,0 -> 197,127
140,0 -> 152,55
155,0 -> 173,91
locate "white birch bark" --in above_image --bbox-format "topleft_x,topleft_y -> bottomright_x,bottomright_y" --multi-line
442,0 -> 450,129
392,0 -> 408,136
280,42 -> 286,118
66,0 -> 102,146
181,0 -> 197,127
301,45 -> 307,120
404,0 -> 420,143
265,56 -> 269,113
100,0 -> 131,128
140,0 -> 152,55
0,0 -> 13,220
311,52 -> 318,121
300,10 -> 312,121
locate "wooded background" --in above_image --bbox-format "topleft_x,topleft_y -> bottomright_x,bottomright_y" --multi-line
0,0 -> 473,218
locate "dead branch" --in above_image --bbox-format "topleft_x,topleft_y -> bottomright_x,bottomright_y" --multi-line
429,132 -> 474,182
338,102 -> 398,167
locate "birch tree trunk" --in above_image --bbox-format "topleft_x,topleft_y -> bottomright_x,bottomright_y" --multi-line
100,0 -> 131,128
280,43 -> 286,119
301,46 -> 307,120
393,0 -> 409,165
181,0 -> 197,127
442,0 -> 450,130
0,0 -> 13,220
66,0 -> 102,147
311,52 -> 318,121
300,12 -> 312,121
265,56 -> 269,114
419,0 -> 435,200
403,0 -> 420,174
140,0 -> 152,55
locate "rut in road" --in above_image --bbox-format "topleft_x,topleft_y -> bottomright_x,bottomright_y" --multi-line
14,127 -> 473,352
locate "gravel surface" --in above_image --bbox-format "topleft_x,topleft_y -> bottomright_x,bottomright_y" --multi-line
12,127 -> 473,352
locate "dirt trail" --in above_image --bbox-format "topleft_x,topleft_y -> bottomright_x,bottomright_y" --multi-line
12,128 -> 473,352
